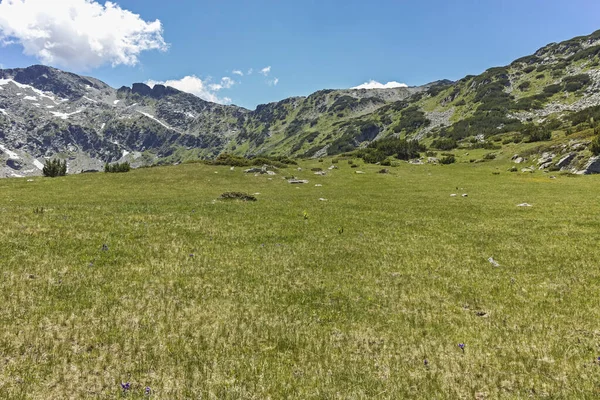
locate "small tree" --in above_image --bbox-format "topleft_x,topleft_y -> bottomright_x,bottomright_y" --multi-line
42,159 -> 67,177
104,162 -> 131,173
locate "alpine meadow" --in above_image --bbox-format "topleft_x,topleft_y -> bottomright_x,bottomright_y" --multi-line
2,1 -> 600,398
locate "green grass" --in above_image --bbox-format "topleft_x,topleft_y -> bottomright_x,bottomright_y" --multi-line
1,161 -> 600,399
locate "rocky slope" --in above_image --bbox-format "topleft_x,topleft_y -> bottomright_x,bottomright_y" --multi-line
4,29 -> 600,177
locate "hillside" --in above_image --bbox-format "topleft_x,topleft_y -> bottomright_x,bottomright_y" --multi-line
3,30 -> 600,176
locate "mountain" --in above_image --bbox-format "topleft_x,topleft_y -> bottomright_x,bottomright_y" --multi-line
3,29 -> 600,177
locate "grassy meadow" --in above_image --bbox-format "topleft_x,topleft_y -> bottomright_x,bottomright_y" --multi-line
1,157 -> 600,399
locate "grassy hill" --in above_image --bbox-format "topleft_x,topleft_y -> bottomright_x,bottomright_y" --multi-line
1,159 -> 600,398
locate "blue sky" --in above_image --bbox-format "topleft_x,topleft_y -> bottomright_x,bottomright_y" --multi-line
1,0 -> 599,109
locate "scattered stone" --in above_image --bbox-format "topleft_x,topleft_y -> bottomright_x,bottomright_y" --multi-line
318,198 -> 327,201
550,175 -> 556,179
288,179 -> 309,184
101,244 -> 109,251
427,157 -> 439,164
450,194 -> 457,197
475,311 -> 489,317
26,179 -> 33,182
230,166 -> 235,171
513,157 -> 524,164
218,192 -> 257,201
538,162 -> 552,170
409,159 -> 424,165
244,164 -> 276,174
315,184 -> 322,187
517,203 -> 532,207
297,167 -> 302,171
328,165 -> 338,170
488,257 -> 500,267
521,167 -> 534,173
355,171 -> 365,174
314,171 -> 327,176
507,166 -> 518,172
378,168 -> 390,174
253,192 -> 260,195
462,194 -> 468,197
537,152 -> 555,166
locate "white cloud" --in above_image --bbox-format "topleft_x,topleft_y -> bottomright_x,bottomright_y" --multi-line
351,80 -> 408,90
267,77 -> 279,86
247,68 -> 253,75
0,0 -> 167,70
260,66 -> 271,76
208,76 -> 235,91
232,70 -> 243,76
146,75 -> 232,105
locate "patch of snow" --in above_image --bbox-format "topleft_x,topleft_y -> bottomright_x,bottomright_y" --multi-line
33,159 -> 44,170
137,111 -> 180,132
100,123 -> 106,130
0,109 -> 7,115
23,96 -> 37,101
82,96 -> 97,103
46,105 -> 54,109
50,109 -> 84,120
113,100 -> 120,105
122,150 -> 130,157
33,103 -> 41,107
0,78 -> 66,104
0,144 -> 19,159
8,173 -> 23,178
186,112 -> 195,118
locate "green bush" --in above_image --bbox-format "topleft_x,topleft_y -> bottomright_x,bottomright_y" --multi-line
104,162 -> 131,173
431,138 -> 457,150
439,155 -> 456,164
42,159 -> 67,177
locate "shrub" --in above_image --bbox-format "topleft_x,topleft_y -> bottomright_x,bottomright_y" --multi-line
439,155 -> 456,164
431,138 -> 457,150
104,162 -> 131,173
42,159 -> 67,177
483,153 -> 497,160
518,81 -> 531,91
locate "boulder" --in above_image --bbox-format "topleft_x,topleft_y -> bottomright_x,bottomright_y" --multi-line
378,168 -> 390,174
288,179 -> 309,184
314,171 -> 327,176
578,156 -> 600,174
538,162 -> 552,170
6,159 -> 22,170
556,153 -> 575,169
513,157 -> 524,164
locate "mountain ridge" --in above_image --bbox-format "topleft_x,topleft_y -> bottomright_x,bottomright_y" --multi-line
3,29 -> 600,176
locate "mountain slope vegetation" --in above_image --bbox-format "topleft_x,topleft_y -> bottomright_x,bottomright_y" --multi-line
3,30 -> 600,176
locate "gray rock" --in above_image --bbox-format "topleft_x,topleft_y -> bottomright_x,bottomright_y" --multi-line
578,156 -> 600,174
288,179 -> 309,184
513,157 -> 524,164
556,153 -> 576,169
6,159 -> 22,170
539,162 -> 553,170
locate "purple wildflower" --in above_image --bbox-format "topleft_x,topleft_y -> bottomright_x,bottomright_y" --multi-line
458,343 -> 465,352
424,359 -> 429,366
145,386 -> 151,395
121,382 -> 131,392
